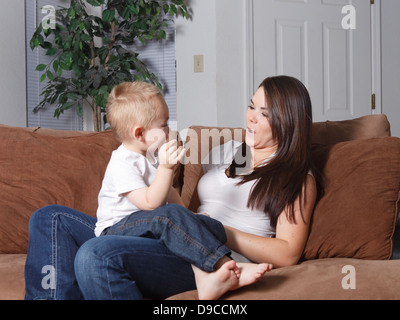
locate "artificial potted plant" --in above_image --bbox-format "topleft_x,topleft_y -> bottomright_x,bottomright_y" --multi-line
30,0 -> 189,131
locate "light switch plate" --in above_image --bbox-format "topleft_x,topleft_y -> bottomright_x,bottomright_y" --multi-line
194,55 -> 204,73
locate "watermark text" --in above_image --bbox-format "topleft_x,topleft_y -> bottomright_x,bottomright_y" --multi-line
41,5 -> 56,30
342,5 -> 356,30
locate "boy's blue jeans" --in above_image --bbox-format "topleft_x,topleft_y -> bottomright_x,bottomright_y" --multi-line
24,204 -> 230,300
100,204 -> 231,272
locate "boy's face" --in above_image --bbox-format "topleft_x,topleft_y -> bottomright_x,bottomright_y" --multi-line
144,98 -> 170,153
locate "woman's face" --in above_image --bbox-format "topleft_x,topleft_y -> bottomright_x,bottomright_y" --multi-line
245,86 -> 278,151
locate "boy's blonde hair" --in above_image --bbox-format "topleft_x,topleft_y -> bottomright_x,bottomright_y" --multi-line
107,82 -> 165,142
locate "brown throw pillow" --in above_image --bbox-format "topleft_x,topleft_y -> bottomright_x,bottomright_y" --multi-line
303,137 -> 400,261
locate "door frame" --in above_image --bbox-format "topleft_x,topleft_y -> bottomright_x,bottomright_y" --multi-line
245,0 -> 255,104
245,0 -> 382,115
371,0 -> 382,115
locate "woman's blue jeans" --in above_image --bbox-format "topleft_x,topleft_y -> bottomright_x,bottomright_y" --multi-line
24,205 -> 96,300
25,204 -> 230,300
75,204 -> 231,300
75,236 -> 198,300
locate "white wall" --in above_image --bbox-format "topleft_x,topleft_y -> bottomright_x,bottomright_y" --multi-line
176,0 -> 400,137
0,0 -> 398,135
176,0 -> 248,133
381,0 -> 400,137
176,0 -> 218,132
0,0 -> 26,127
215,0 -> 249,129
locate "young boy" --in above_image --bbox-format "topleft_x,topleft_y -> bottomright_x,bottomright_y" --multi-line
94,81 -> 186,237
95,82 -> 271,300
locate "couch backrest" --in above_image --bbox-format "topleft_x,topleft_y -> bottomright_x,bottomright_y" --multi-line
311,114 -> 391,145
0,124 -> 183,254
181,115 -> 392,211
0,114 -> 392,254
0,125 -> 120,254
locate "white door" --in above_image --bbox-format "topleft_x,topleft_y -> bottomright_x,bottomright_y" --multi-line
252,0 -> 375,122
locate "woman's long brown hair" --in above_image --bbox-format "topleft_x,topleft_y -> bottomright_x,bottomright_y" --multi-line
235,76 -> 318,228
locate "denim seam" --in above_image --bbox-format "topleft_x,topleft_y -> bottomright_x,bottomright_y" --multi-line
106,259 -> 116,300
203,245 -> 232,272
51,214 -> 57,300
50,211 -> 95,300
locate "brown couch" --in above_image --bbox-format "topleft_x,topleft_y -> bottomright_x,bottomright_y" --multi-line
0,115 -> 399,300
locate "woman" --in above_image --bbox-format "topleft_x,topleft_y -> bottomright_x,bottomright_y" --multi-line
25,75 -> 319,300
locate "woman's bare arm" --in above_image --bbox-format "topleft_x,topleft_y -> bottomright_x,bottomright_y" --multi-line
224,175 -> 317,268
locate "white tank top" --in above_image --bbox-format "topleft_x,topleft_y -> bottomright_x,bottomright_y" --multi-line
197,141 -> 276,262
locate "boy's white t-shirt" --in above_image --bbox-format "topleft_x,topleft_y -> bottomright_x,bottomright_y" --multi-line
95,144 -> 158,237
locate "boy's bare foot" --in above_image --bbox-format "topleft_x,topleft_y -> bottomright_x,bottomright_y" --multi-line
193,261 -> 273,300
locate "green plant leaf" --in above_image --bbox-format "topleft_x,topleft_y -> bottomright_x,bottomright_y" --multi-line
53,60 -> 59,73
86,0 -> 104,7
76,102 -> 83,116
158,29 -> 166,40
170,4 -> 177,15
163,4 -> 170,14
102,9 -> 115,23
68,8 -> 76,19
62,101 -> 75,110
46,47 -> 58,56
46,71 -> 55,81
36,64 -> 47,71
81,34 -> 91,42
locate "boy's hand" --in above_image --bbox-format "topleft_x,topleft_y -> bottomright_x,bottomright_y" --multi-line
158,140 -> 185,170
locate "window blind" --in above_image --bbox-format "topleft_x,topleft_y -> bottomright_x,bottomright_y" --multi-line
25,1 -> 177,131
26,0 -> 83,130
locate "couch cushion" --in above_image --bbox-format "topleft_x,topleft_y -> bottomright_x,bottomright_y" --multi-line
168,258 -> 400,300
303,137 -> 400,260
0,126 -> 120,254
0,254 -> 26,300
